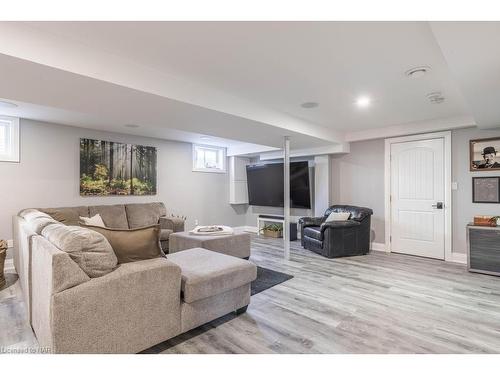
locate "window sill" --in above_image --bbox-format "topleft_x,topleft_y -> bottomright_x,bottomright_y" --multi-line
192,167 -> 227,174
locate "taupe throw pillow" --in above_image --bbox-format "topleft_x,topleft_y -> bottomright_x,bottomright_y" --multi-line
83,224 -> 163,264
41,223 -> 118,278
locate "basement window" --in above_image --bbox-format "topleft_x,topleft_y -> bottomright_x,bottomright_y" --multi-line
0,116 -> 20,162
192,144 -> 226,173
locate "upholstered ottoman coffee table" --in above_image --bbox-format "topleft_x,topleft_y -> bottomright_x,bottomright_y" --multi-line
168,230 -> 251,259
167,248 -> 257,332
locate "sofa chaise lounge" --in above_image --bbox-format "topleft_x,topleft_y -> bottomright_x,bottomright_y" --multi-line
13,202 -> 257,353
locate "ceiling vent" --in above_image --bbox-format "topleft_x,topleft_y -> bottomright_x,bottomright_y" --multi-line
405,66 -> 430,78
427,91 -> 445,104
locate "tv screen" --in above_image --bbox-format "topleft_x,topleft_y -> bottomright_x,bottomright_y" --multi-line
246,161 -> 311,209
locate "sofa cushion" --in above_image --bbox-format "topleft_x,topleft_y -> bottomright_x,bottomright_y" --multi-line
18,209 -> 59,234
125,202 -> 167,229
89,204 -> 129,229
160,229 -> 173,241
40,206 -> 90,226
303,226 -> 322,241
41,223 -> 118,278
83,224 -> 164,264
167,248 -> 257,303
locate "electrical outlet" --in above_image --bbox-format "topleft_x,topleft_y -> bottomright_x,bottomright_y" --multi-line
7,239 -> 13,248
452,182 -> 458,190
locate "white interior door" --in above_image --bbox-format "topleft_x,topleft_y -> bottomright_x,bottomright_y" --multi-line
390,138 -> 445,259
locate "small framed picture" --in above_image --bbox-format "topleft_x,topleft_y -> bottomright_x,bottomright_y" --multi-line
470,137 -> 500,171
472,177 -> 500,203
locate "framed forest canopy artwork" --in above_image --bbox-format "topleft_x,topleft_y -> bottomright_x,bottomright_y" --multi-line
80,138 -> 157,196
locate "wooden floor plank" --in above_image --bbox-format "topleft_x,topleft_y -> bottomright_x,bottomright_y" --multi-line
2,235 -> 500,353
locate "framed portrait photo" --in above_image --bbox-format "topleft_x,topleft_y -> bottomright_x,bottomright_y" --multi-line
470,137 -> 500,171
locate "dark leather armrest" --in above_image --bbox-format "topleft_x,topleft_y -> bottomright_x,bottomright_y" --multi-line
298,216 -> 324,228
320,220 -> 361,232
159,216 -> 185,232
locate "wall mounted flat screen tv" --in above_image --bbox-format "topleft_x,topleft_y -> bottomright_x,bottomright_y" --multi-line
246,161 -> 311,209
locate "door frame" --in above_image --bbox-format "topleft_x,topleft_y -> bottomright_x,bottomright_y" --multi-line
384,131 -> 452,261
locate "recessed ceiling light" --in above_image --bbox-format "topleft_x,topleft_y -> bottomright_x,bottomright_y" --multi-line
355,96 -> 371,108
124,124 -> 140,128
301,102 -> 319,109
427,91 -> 445,104
405,66 -> 430,78
0,100 -> 18,108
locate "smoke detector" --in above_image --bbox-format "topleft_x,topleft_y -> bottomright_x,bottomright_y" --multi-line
427,91 -> 445,104
405,66 -> 430,78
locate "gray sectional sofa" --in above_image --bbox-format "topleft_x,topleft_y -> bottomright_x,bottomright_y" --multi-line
13,202 -> 257,353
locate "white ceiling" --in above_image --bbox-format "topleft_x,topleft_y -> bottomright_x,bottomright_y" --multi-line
0,21 -> 498,151
25,21 -> 471,130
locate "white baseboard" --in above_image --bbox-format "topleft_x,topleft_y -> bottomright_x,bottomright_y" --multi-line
371,242 -> 388,252
234,226 -> 258,233
449,252 -> 467,264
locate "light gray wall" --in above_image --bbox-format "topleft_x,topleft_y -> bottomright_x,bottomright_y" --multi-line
452,127 -> 500,253
331,127 -> 500,254
0,119 -> 249,241
331,138 -> 386,243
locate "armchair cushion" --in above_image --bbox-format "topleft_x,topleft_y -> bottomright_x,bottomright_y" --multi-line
321,220 -> 361,231
298,216 -> 324,228
303,226 -> 323,241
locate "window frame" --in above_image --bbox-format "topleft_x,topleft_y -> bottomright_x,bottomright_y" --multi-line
192,143 -> 227,173
0,115 -> 20,163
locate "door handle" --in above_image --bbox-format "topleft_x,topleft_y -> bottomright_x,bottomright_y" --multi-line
432,202 -> 443,209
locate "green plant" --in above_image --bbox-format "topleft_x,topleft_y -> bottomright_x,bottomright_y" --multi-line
259,223 -> 283,233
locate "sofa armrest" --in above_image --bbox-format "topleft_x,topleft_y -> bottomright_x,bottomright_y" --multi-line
298,216 -> 324,228
49,257 -> 182,353
159,216 -> 185,233
320,220 -> 361,232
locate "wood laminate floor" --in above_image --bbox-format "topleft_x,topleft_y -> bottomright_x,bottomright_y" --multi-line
2,235 -> 500,353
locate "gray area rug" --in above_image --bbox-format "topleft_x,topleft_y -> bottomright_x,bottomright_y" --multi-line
251,266 -> 293,295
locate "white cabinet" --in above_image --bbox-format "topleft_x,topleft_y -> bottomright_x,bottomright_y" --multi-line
229,156 -> 250,204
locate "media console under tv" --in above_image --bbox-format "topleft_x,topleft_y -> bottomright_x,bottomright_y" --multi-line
257,215 -> 297,241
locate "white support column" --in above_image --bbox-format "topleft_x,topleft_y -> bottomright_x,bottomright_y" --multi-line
283,136 -> 290,260
314,155 -> 331,216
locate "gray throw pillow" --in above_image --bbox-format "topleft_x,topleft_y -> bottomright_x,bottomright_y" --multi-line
41,223 -> 118,278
